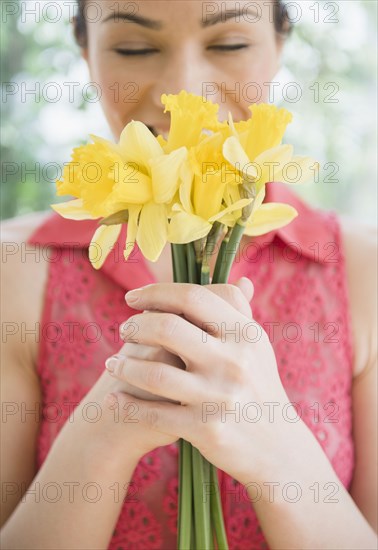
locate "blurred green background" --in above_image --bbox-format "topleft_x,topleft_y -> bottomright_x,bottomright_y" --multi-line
1,0 -> 377,222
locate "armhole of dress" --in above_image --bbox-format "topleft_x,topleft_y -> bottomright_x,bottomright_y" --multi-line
330,211 -> 355,376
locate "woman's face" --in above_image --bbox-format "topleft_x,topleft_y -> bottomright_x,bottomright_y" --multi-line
81,0 -> 284,140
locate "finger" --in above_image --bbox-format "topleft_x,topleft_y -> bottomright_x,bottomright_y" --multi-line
119,341 -> 185,369
105,354 -> 204,404
204,277 -> 253,319
124,283 -> 247,330
120,311 -> 220,368
235,277 -> 254,302
106,390 -> 194,441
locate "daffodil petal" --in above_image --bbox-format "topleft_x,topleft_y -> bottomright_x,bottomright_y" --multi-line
51,199 -> 95,220
149,147 -> 187,203
111,168 -> 152,204
162,91 -> 220,150
223,136 -> 258,179
227,112 -> 238,137
124,205 -> 142,261
252,187 -> 266,212
119,121 -> 163,170
282,157 -> 319,184
137,202 -> 168,262
89,224 -> 122,269
245,104 -> 293,159
244,203 -> 298,236
89,134 -> 122,156
254,144 -> 294,186
168,212 -> 212,243
208,198 -> 253,222
179,160 -> 194,214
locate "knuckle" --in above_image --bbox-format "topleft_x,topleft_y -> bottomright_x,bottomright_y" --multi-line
157,313 -> 179,340
114,355 -> 127,379
222,348 -> 238,371
184,285 -> 207,307
222,349 -> 248,385
226,284 -> 244,306
228,366 -> 246,388
120,316 -> 140,342
145,363 -> 165,388
226,285 -> 252,317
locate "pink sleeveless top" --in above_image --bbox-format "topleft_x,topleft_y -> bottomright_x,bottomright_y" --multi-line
28,182 -> 355,549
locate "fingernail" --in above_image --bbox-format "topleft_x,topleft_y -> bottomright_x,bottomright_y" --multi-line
105,356 -> 118,373
125,288 -> 141,304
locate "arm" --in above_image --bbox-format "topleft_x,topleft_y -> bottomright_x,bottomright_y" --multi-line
0,369 -> 143,550
0,216 -> 177,550
343,217 -> 378,532
241,219 -> 378,548
246,218 -> 378,548
243,397 -> 377,549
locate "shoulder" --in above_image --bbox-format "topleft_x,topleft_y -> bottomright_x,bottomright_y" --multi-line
1,211 -> 53,371
339,215 -> 377,379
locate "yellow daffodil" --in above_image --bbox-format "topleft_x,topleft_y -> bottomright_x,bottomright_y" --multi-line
53,138 -> 125,219
159,90 -> 226,152
168,132 -> 251,243
223,104 -> 318,193
242,186 -> 298,236
52,92 -> 318,269
52,121 -> 187,267
211,183 -> 298,236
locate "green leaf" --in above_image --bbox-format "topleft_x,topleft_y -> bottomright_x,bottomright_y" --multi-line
98,210 -> 129,226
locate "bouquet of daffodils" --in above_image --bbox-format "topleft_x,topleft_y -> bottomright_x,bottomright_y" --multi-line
52,91 -> 316,549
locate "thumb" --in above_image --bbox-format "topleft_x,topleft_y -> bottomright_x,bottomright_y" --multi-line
233,277 -> 254,302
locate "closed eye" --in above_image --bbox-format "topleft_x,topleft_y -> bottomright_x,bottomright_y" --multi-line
115,48 -> 159,56
114,44 -> 250,56
208,44 -> 250,51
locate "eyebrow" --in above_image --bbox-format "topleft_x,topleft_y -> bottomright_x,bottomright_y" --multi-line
202,8 -> 259,27
102,8 -> 258,29
102,13 -> 162,30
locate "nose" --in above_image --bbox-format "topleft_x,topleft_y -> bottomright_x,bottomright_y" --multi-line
150,46 -> 214,107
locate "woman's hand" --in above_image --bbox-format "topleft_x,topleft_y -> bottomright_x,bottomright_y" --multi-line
105,277 -> 253,403
104,279 -> 297,484
100,277 -> 255,460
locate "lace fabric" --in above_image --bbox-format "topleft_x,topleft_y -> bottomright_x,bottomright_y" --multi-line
28,183 -> 354,549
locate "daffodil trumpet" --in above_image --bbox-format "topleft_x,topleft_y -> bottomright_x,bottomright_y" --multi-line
52,90 -> 318,550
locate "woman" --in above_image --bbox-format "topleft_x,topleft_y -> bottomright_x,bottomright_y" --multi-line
1,1 -> 377,548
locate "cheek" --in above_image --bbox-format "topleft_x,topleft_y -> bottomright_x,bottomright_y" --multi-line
217,44 -> 279,116
87,49 -> 152,139
239,57 -> 278,101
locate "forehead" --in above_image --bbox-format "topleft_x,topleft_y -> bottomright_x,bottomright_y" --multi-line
92,0 -> 275,28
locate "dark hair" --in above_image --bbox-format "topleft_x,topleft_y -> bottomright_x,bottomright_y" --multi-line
74,0 -> 293,48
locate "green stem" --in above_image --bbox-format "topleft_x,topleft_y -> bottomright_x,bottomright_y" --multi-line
175,219 -> 239,550
207,222 -> 247,547
171,243 -> 188,284
186,243 -> 198,284
192,446 -> 212,550
178,439 -> 193,550
173,244 -> 193,550
213,222 -> 245,284
210,465 -> 228,550
201,256 -> 210,285
212,226 -> 232,283
202,221 -> 223,285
